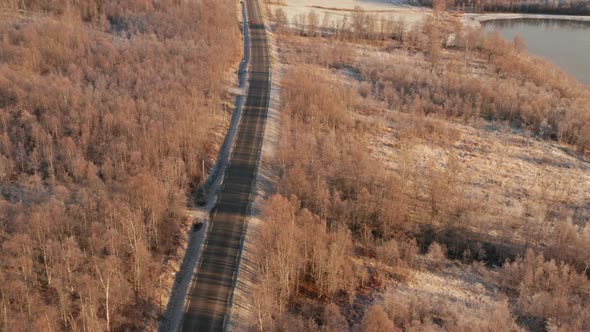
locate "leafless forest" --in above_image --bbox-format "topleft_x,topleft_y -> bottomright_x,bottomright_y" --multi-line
415,0 -> 590,15
1,0 -> 589,331
0,0 -> 239,330
250,7 -> 590,331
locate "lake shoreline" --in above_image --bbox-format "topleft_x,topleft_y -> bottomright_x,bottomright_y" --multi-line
464,12 -> 590,26
480,16 -> 590,84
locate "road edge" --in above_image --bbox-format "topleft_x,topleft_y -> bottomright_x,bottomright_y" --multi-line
225,1 -> 283,330
192,0 -> 252,208
158,2 -> 252,331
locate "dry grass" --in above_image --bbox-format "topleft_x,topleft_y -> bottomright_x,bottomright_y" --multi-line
372,115 -> 590,237
312,35 -> 590,251
282,35 -> 590,248
254,10 -> 590,331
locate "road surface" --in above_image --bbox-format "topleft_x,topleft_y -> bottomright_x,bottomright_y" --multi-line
180,0 -> 270,331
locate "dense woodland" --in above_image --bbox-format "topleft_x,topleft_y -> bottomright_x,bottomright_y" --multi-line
415,0 -> 590,15
250,7 -> 590,331
0,0 -> 239,330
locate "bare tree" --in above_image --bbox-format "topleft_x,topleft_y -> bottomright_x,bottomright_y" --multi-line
351,6 -> 366,39
426,18 -> 442,72
308,10 -> 320,37
513,35 -> 527,56
274,8 -> 289,31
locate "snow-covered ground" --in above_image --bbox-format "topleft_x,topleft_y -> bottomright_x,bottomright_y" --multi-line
271,0 -> 427,26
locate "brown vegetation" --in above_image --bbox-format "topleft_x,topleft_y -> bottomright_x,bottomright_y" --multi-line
277,6 -> 590,155
0,0 -> 239,330
501,250 -> 590,329
251,7 -> 590,331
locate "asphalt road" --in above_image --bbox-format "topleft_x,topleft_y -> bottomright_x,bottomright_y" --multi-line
180,0 -> 270,331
